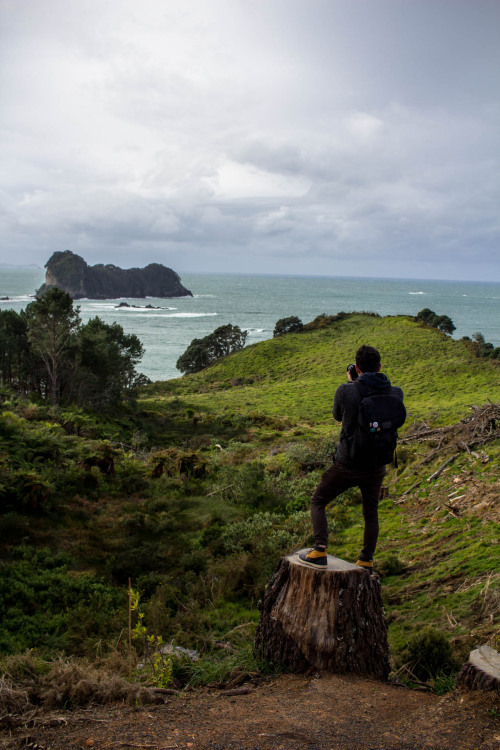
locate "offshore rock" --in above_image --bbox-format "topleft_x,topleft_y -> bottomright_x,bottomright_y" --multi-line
37,250 -> 192,300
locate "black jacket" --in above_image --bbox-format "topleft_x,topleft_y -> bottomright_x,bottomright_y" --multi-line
332,372 -> 404,467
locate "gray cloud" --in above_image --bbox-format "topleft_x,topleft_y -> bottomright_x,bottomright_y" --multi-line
1,0 -> 499,279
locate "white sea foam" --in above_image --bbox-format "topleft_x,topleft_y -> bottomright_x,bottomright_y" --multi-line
245,328 -> 265,335
164,312 -> 218,318
116,306 -> 177,312
409,291 -> 426,295
83,311 -> 217,319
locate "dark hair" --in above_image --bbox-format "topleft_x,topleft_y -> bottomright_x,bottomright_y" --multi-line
355,344 -> 381,373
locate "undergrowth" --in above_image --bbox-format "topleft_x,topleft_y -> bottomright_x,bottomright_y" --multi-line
1,313 -> 498,700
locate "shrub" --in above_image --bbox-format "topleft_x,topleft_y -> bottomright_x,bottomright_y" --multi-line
466,332 -> 500,360
0,548 -> 125,655
406,627 -> 456,681
377,552 -> 406,577
303,312 -> 347,330
284,438 -> 335,472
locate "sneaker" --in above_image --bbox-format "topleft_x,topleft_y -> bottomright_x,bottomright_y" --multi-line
298,547 -> 327,568
355,559 -> 374,575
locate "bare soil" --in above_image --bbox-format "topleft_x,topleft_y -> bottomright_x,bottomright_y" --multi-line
2,673 -> 499,750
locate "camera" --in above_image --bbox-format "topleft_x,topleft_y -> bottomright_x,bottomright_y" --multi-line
347,363 -> 358,381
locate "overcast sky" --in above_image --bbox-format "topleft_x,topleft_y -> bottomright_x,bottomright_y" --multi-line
1,0 -> 499,280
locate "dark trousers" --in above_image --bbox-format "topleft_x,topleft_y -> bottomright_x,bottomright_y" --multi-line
310,461 -> 386,560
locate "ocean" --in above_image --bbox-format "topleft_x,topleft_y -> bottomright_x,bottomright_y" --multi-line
1,267 -> 499,382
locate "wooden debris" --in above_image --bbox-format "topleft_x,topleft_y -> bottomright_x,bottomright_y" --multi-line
401,403 -> 499,451
427,454 -> 459,482
218,687 -> 251,696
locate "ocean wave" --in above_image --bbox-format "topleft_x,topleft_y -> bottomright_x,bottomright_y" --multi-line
165,312 -> 218,318
409,291 -> 426,295
245,328 -> 265,335
85,312 -> 217,319
116,306 -> 178,312
2,295 -> 35,302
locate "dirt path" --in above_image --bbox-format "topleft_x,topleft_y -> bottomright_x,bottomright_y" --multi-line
2,673 -> 499,750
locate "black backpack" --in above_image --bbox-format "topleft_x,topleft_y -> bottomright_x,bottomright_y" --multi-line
350,380 -> 406,467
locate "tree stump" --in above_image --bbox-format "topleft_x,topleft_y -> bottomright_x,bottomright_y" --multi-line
254,550 -> 390,680
458,645 -> 500,694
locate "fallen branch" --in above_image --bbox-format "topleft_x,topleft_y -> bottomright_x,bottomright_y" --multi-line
390,661 -> 412,680
206,484 -> 234,497
109,743 -> 159,749
397,478 -> 423,501
223,622 -> 256,637
427,454 -> 459,482
219,687 -> 251,696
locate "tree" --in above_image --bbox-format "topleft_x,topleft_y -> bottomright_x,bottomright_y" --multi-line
273,316 -> 303,337
24,288 -> 80,405
434,315 -> 456,335
415,308 -> 436,326
176,339 -> 210,375
0,309 -> 31,390
472,332 -> 496,358
75,318 -> 145,407
415,308 -> 455,336
176,324 -> 248,375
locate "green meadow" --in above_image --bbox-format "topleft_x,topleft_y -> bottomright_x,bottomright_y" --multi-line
144,313 -> 496,425
1,312 -> 498,694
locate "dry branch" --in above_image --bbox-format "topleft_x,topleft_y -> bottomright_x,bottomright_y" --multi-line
401,403 -> 499,449
396,404 -> 498,498
219,687 -> 251,696
427,454 -> 459,482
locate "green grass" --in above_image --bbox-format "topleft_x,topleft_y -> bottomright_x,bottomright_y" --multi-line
142,315 -> 498,430
1,312 -> 498,689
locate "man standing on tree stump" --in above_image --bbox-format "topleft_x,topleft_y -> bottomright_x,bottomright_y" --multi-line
299,344 -> 405,573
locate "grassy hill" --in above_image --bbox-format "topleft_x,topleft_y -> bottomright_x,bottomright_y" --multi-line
144,313 -> 498,425
1,312 -> 498,699
140,314 -> 499,658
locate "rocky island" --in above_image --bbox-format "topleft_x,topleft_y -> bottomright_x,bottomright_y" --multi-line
36,250 -> 192,299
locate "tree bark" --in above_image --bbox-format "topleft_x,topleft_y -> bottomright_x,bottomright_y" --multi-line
458,645 -> 500,694
255,550 -> 390,680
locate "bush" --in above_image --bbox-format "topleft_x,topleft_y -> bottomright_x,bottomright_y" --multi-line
303,312 -> 347,330
467,332 -> 500,360
406,627 -> 456,681
377,552 -> 406,577
0,548 -> 125,655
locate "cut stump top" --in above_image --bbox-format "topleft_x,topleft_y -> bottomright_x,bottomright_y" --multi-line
288,549 -> 362,573
254,548 -> 390,678
469,645 -> 500,677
